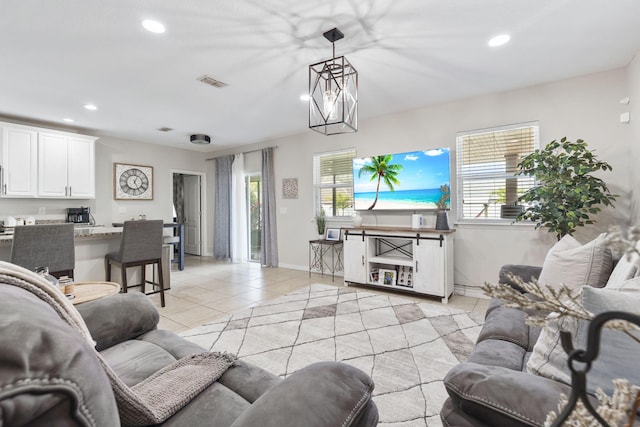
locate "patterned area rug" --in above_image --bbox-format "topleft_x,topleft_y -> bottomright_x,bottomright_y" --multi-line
180,284 -> 484,426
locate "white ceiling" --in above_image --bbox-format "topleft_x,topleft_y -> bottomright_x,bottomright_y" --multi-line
1,0 -> 639,152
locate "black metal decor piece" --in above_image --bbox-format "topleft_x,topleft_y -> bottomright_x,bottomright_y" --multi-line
550,310 -> 640,427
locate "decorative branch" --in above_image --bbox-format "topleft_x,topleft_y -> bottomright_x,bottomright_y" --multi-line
482,278 -> 592,328
482,277 -> 640,343
544,380 -> 640,427
605,226 -> 640,261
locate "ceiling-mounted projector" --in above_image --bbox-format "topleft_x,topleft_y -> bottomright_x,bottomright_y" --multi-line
190,134 -> 211,145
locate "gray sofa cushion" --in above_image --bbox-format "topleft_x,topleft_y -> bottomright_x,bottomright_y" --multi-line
230,361 -> 377,427
499,264 -> 543,292
467,339 -> 527,371
444,362 -> 572,427
477,305 -> 530,350
76,292 -> 159,351
440,398 -> 491,427
0,285 -> 118,427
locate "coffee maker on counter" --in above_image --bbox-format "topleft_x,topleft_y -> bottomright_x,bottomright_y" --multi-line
67,207 -> 90,224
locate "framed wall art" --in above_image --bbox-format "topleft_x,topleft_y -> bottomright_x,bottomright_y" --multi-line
114,163 -> 154,200
282,178 -> 298,199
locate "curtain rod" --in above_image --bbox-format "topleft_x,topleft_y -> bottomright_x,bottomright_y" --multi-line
205,146 -> 278,161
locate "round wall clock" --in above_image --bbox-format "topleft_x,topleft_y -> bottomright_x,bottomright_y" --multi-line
114,163 -> 154,200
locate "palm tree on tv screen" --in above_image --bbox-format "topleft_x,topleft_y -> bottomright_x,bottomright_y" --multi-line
358,155 -> 403,210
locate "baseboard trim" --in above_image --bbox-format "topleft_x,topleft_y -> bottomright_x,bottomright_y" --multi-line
454,284 -> 490,299
278,263 -> 345,278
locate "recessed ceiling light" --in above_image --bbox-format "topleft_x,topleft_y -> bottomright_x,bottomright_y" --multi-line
142,19 -> 166,34
488,34 -> 510,47
84,104 -> 97,111
63,118 -> 75,123
300,94 -> 310,101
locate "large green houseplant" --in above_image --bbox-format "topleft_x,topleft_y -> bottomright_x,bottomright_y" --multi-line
516,137 -> 617,240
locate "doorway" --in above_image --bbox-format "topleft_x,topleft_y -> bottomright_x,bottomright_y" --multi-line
172,171 -> 205,256
247,173 -> 262,262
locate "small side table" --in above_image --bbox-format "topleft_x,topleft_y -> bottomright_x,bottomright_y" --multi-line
309,239 -> 344,282
71,281 -> 121,305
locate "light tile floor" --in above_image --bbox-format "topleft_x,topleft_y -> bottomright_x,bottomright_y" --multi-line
143,255 -> 489,333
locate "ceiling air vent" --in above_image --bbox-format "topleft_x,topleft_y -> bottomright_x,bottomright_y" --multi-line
198,75 -> 228,88
157,127 -> 173,132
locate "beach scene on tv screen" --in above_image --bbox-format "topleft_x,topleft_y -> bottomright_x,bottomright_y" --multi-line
353,148 -> 450,210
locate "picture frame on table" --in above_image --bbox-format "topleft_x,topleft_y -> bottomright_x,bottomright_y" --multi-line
325,228 -> 341,241
379,268 -> 397,286
397,266 -> 413,288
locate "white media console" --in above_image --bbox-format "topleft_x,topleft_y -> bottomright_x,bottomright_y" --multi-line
343,226 -> 455,303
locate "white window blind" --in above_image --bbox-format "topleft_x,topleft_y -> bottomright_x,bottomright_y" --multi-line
456,122 -> 539,221
313,149 -> 356,217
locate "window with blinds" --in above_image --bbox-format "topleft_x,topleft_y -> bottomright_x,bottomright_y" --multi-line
456,122 -> 539,221
313,149 -> 356,217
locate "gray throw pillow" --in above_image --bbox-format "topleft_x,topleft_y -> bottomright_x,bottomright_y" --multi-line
527,286 -> 640,396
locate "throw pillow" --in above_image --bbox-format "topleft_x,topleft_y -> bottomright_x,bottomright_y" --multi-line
606,246 -> 640,286
527,286 -> 640,396
537,233 -> 612,291
605,275 -> 640,292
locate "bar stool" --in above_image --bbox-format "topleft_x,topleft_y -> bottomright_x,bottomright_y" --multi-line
105,220 -> 165,307
11,223 -> 75,278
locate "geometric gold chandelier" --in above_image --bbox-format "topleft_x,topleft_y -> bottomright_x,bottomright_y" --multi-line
309,27 -> 358,135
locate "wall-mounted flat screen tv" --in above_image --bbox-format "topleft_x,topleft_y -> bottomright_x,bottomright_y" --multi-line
352,148 -> 451,211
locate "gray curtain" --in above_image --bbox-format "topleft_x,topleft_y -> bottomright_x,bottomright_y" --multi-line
172,174 -> 185,224
214,155 -> 234,260
261,148 -> 278,267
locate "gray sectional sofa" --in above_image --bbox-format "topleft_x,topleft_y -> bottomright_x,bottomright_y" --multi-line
439,264 -> 568,427
0,281 -> 379,426
440,262 -> 640,427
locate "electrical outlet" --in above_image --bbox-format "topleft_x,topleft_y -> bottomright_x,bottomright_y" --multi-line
38,207 -> 46,215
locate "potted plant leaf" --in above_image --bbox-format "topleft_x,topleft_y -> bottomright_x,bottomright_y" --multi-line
516,137 -> 618,240
435,184 -> 450,230
315,208 -> 326,239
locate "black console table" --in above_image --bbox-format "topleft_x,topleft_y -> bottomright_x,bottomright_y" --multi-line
308,239 -> 344,282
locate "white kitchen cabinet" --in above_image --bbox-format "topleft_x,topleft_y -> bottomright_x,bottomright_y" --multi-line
1,121 -> 96,199
343,226 -> 455,303
38,132 -> 96,198
0,126 -> 38,197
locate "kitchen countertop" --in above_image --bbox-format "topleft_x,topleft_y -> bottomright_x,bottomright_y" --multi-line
0,226 -> 123,245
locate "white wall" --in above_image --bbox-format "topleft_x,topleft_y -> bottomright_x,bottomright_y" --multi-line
628,52 -> 640,225
94,136 -> 206,228
231,66 -> 633,290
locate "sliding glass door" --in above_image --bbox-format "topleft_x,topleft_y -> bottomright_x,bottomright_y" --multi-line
247,174 -> 262,262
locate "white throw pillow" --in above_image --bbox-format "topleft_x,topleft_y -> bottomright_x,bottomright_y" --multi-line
527,286 -> 640,396
606,275 -> 640,292
606,246 -> 640,286
537,233 -> 612,291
